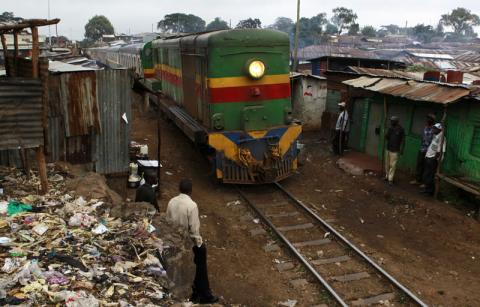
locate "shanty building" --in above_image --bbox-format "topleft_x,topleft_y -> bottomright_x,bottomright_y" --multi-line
308,53 -> 406,134
0,19 -> 132,192
343,75 -> 480,196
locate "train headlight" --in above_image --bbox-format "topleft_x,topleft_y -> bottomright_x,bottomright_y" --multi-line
247,60 -> 265,79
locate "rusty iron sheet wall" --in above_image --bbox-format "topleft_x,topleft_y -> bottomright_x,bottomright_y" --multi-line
94,69 -> 132,174
58,71 -> 101,137
0,78 -> 43,150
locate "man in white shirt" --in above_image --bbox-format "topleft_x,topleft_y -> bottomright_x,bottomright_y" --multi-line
422,123 -> 446,196
332,102 -> 349,155
166,179 -> 217,304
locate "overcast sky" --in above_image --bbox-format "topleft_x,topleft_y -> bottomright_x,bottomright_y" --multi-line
3,0 -> 479,40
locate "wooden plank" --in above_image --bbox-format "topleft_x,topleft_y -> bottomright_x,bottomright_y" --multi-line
35,146 -> 48,195
31,27 -> 39,78
351,293 -> 395,306
266,211 -> 299,218
293,239 -> 331,247
1,34 -> 9,76
312,255 -> 350,265
277,223 -> 314,232
331,272 -> 370,282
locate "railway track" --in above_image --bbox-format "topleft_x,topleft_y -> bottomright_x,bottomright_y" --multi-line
237,183 -> 428,307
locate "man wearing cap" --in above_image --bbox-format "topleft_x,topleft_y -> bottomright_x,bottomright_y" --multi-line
422,123 -> 446,195
332,102 -> 349,155
411,114 -> 436,186
384,116 -> 405,185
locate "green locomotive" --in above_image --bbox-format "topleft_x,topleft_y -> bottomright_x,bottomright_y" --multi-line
143,29 -> 301,184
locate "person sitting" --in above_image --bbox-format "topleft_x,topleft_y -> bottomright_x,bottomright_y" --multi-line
166,178 -> 218,304
135,171 -> 159,211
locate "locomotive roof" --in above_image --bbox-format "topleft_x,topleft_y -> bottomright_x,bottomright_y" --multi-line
151,29 -> 289,48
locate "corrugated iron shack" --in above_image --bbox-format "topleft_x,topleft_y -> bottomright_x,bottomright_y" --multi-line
343,75 -> 480,196
47,61 -> 132,174
290,73 -> 327,131
0,18 -> 60,193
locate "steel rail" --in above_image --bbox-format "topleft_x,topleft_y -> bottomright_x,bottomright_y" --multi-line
236,186 -> 349,307
274,182 -> 429,307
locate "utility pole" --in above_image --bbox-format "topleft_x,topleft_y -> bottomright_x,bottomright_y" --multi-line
292,0 -> 301,72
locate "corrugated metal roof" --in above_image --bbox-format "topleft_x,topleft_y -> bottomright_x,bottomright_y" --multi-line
0,78 -> 43,150
49,60 -> 96,73
343,76 -> 472,104
346,66 -> 422,80
408,52 -> 454,60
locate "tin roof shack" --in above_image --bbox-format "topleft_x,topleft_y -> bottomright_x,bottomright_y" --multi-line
47,62 -> 132,174
318,60 -> 406,133
309,56 -> 406,77
290,73 -> 327,131
0,18 -> 60,194
343,76 -> 480,197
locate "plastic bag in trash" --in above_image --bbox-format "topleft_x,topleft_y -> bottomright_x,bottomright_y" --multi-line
7,201 -> 32,216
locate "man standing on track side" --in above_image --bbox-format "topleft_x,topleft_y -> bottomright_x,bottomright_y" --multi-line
332,102 -> 349,155
166,178 -> 218,304
385,116 -> 405,185
410,114 -> 435,187
421,123 -> 446,196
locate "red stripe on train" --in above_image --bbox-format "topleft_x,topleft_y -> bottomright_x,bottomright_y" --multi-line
209,83 -> 290,103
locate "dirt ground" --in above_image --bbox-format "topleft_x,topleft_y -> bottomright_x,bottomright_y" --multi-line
123,92 -> 480,306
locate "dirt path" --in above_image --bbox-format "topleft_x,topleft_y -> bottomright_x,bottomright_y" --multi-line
128,93 -> 480,306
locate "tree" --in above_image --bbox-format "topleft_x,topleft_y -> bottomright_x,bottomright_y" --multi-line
271,17 -> 294,34
331,7 -> 358,34
84,15 -> 114,42
0,12 -> 22,22
361,25 -> 377,37
325,23 -> 339,35
206,17 -> 230,31
157,13 -> 206,33
381,24 -> 401,35
413,24 -> 436,43
236,18 -> 262,29
440,7 -> 480,36
348,23 -> 359,35
294,14 -> 328,47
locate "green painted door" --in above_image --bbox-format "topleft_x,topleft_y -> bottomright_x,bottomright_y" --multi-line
365,102 -> 383,158
348,98 -> 368,151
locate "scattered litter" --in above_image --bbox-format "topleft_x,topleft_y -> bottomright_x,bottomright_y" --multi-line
200,215 -> 207,219
324,232 -> 331,238
92,224 -> 108,235
122,112 -> 129,124
32,223 -> 49,235
0,237 -> 12,246
360,218 -> 365,224
226,200 -> 241,207
279,299 -> 297,307
253,218 -> 260,224
377,234 -> 385,239
165,171 -> 173,176
7,201 -> 32,216
0,164 -> 199,305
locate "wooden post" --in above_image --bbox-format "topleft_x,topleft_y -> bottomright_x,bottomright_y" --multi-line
35,146 -> 48,194
434,106 -> 448,199
31,27 -> 39,78
1,34 -> 9,76
381,96 -> 388,177
13,32 -> 19,57
20,147 -> 30,179
31,26 -> 48,193
156,94 -> 162,201
12,31 -> 18,77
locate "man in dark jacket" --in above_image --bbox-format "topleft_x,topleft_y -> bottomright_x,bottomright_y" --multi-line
411,114 -> 435,185
385,116 -> 405,185
135,171 -> 159,211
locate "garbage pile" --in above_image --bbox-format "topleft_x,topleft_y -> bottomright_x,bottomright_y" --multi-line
0,165 -> 184,306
